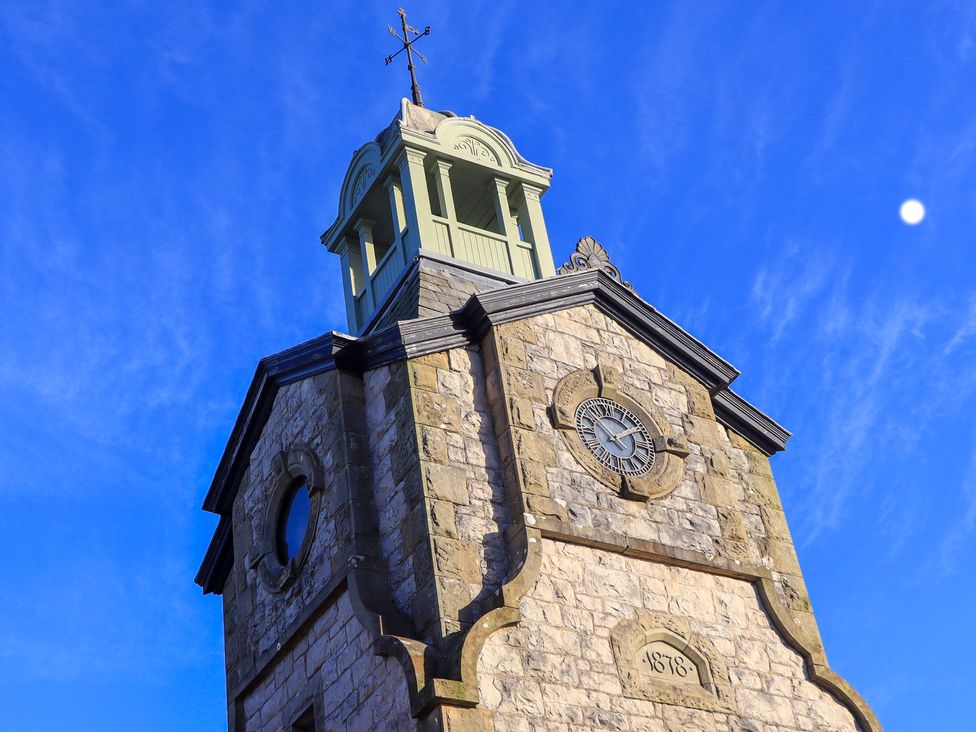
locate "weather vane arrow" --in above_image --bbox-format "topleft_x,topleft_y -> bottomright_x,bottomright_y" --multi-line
385,7 -> 431,107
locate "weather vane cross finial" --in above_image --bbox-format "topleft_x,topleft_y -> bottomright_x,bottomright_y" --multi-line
385,8 -> 431,107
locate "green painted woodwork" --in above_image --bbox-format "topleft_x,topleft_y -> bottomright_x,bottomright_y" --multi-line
321,99 -> 556,334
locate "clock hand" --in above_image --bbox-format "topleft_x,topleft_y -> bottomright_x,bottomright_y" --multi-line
595,419 -> 624,446
614,426 -> 643,439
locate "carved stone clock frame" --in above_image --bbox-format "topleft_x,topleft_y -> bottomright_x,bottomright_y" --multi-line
551,364 -> 689,501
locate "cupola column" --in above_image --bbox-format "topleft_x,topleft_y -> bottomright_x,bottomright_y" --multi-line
383,174 -> 409,267
491,176 -> 520,275
516,183 -> 556,277
431,159 -> 460,259
396,147 -> 436,258
343,234 -> 367,332
353,220 -> 376,316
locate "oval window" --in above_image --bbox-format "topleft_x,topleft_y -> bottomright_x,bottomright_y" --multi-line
277,479 -> 311,564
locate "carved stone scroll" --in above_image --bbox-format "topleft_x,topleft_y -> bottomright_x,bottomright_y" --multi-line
352,165 -> 376,202
556,236 -> 634,291
452,136 -> 500,165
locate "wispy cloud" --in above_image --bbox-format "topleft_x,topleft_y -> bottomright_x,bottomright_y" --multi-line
944,296 -> 976,354
938,433 -> 976,574
746,244 -> 975,548
751,243 -> 836,342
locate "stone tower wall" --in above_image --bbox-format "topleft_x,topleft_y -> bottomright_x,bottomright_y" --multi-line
463,303 -> 864,731
222,374 -> 349,696
238,592 -> 413,731
488,305 -> 818,634
214,296 -> 878,731
478,540 -> 857,731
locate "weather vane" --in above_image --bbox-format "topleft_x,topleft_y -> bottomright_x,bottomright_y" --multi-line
385,8 -> 431,107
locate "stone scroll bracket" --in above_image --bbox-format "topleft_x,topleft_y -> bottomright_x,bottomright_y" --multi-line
335,345 -> 545,726
330,369 -> 440,718
372,327 -> 550,724
755,576 -> 884,732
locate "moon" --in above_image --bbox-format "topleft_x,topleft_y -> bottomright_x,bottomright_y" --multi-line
900,199 -> 925,225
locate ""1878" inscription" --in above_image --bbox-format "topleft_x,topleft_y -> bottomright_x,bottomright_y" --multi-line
638,640 -> 701,686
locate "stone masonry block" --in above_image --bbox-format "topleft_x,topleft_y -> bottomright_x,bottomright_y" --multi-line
499,335 -> 527,368
408,362 -> 438,392
716,506 -> 748,542
682,414 -> 728,450
391,431 -> 420,484
423,463 -> 470,505
509,397 -> 535,429
495,430 -> 517,469
420,704 -> 493,732
433,537 -> 482,582
760,506 -> 792,542
497,319 -> 539,344
666,362 -> 715,419
745,450 -> 774,478
429,499 -> 459,539
436,576 -> 477,623
781,573 -> 813,613
763,538 -> 803,575
520,460 -> 549,495
525,494 -> 568,521
515,429 -> 557,466
745,473 -> 783,510
414,392 -> 462,431
419,425 -> 451,465
708,450 -> 730,478
727,428 -> 761,453
383,364 -> 407,408
506,367 -> 545,401
484,366 -> 504,410
400,502 -> 429,554
700,474 -> 737,507
418,351 -> 450,370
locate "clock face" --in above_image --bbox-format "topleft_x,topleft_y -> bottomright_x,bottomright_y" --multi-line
575,397 -> 655,476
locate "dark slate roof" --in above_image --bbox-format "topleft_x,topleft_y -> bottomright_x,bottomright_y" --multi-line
195,268 -> 790,593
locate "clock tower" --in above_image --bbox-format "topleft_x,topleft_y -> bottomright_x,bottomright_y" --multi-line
196,99 -> 882,732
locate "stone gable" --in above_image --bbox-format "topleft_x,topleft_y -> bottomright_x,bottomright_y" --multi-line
206,289 -> 879,731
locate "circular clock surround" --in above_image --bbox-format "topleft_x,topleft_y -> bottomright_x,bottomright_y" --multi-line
551,365 -> 688,501
575,397 -> 655,476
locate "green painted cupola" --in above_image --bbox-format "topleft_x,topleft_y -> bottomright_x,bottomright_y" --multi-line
321,99 -> 556,334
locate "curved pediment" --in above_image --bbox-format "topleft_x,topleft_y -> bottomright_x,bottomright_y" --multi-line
336,142 -> 383,224
432,117 -> 551,178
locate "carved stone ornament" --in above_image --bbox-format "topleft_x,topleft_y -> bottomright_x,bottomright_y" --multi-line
249,445 -> 325,593
556,236 -> 634,291
452,135 -> 500,165
551,365 -> 688,501
352,165 -> 375,202
610,610 -> 736,714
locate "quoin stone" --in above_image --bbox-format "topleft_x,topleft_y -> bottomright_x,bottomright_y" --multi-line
196,98 -> 883,731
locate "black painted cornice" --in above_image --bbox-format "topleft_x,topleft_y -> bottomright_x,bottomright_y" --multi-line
195,271 -> 790,593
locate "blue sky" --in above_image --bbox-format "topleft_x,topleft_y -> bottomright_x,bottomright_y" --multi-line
1,2 -> 974,730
